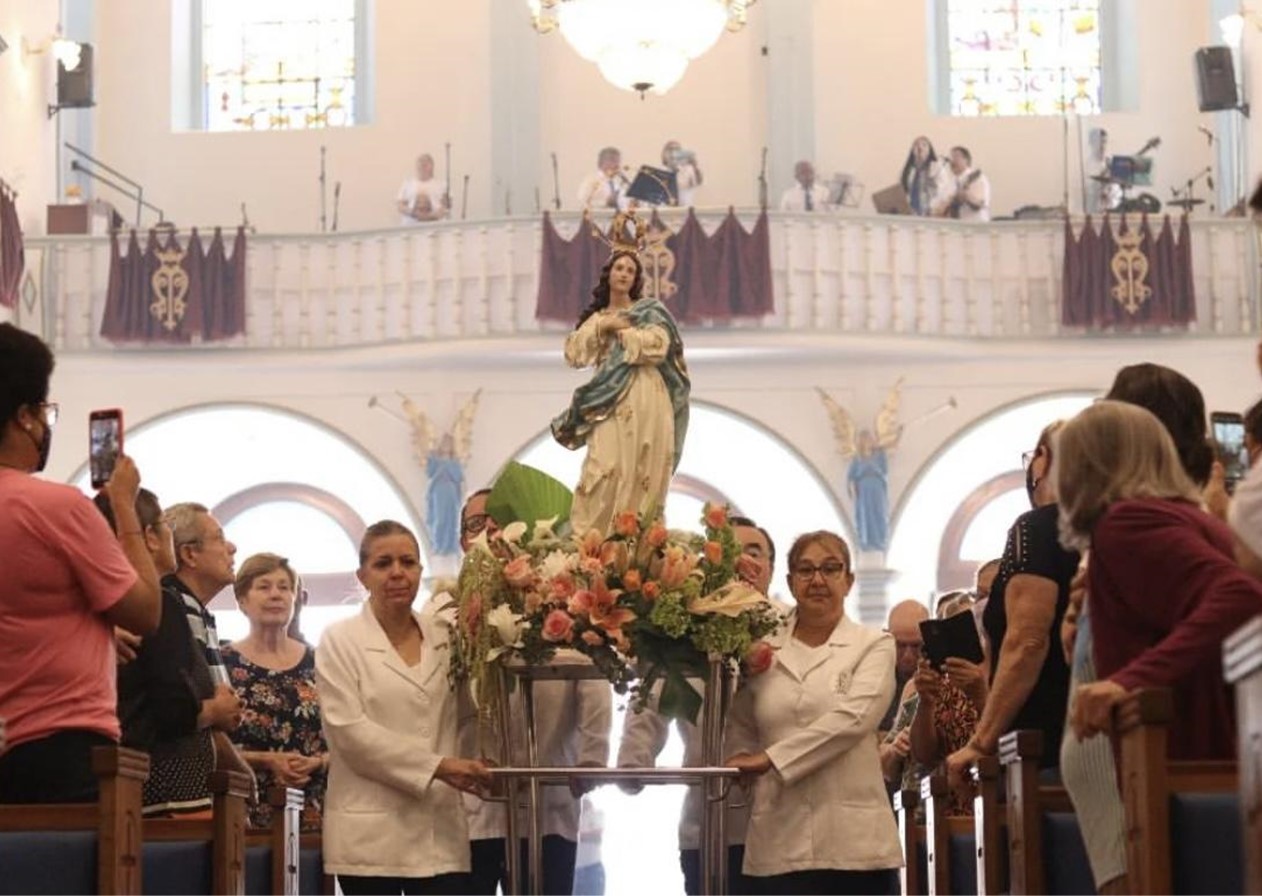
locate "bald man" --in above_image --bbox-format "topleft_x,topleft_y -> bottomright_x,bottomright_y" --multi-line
880,600 -> 929,732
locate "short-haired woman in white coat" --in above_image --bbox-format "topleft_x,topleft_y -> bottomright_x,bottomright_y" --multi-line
726,530 -> 902,895
316,520 -> 490,896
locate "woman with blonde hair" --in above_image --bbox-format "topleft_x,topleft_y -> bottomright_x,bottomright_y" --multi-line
222,553 -> 327,831
1057,400 -> 1262,758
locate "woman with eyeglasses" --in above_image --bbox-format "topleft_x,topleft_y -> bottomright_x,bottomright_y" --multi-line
725,530 -> 902,895
0,324 -> 161,804
945,421 -> 1079,790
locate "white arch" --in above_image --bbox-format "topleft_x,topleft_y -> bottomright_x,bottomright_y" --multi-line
886,391 -> 1096,602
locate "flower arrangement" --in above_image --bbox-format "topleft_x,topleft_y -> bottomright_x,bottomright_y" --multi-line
448,463 -> 781,725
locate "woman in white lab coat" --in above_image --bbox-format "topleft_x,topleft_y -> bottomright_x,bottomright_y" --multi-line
316,520 -> 491,896
726,530 -> 902,895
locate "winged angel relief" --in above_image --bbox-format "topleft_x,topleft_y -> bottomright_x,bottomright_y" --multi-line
398,390 -> 482,556
817,379 -> 904,553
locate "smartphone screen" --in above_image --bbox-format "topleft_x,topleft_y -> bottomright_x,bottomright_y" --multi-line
89,409 -> 124,488
1211,411 -> 1247,495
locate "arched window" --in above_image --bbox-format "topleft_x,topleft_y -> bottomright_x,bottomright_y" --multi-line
72,404 -> 418,643
887,392 -> 1094,600
513,400 -> 852,598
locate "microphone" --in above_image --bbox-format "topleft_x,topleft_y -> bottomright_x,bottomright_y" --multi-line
1198,125 -> 1215,145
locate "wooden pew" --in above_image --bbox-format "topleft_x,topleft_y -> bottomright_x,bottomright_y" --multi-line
971,756 -> 1005,895
143,769 -> 252,895
1115,688 -> 1240,894
995,730 -> 1093,895
1225,615 -> 1262,896
920,775 -> 976,895
895,787 -> 925,896
243,787 -> 302,895
298,833 -> 334,896
0,745 -> 148,894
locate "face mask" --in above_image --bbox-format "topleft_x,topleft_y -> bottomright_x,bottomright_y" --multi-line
26,418 -> 51,472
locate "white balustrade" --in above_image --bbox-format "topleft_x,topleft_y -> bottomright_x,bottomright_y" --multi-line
18,210 -> 1259,352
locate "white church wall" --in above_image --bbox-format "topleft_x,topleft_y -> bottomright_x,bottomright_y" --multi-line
0,0 -> 61,235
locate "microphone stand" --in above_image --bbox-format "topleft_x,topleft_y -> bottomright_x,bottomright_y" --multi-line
551,152 -> 561,210
758,147 -> 768,211
332,182 -> 341,232
444,142 -> 453,214
319,146 -> 328,232
461,174 -> 470,220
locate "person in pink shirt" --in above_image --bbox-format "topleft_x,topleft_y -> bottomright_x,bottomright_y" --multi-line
0,323 -> 161,804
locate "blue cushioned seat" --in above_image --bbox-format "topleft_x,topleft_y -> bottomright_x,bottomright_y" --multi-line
1170,793 -> 1243,895
299,847 -> 324,896
0,830 -> 96,894
143,840 -> 212,894
244,844 -> 272,895
948,831 -> 978,895
1042,811 -> 1094,894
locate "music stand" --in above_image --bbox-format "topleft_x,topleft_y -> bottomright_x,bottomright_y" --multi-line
828,173 -> 862,208
871,184 -> 914,215
626,165 -> 679,206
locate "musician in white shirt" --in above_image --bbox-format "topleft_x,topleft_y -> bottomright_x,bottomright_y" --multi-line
396,154 -> 449,225
779,160 -> 832,213
934,146 -> 991,221
662,140 -> 703,208
576,147 -> 631,212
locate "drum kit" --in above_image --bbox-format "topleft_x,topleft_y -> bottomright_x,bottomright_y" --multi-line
1090,134 -> 1214,215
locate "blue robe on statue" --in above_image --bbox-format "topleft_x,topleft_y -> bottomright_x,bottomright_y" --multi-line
848,449 -> 890,553
426,453 -> 464,556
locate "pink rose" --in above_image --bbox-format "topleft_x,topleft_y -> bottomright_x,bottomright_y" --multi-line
568,589 -> 595,615
704,504 -> 728,529
642,581 -> 661,601
549,574 -> 577,603
622,569 -> 643,591
704,540 -> 723,565
541,609 -> 575,643
645,523 -> 669,549
744,640 -> 775,676
613,511 -> 640,537
524,591 -> 543,614
580,556 -> 603,576
660,546 -> 697,589
581,630 -> 604,647
503,555 -> 535,589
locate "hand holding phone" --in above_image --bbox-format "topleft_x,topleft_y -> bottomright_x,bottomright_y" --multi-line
89,409 -> 124,489
1211,411 -> 1247,496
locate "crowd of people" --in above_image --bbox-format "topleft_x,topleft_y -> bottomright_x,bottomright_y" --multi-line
3,300 -> 1262,896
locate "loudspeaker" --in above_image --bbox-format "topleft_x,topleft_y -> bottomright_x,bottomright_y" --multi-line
57,43 -> 93,108
1196,45 -> 1238,112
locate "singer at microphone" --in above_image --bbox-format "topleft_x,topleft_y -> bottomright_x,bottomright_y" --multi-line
576,146 -> 632,211
396,152 -> 449,225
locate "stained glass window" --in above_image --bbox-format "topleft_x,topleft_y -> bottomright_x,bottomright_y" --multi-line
201,0 -> 358,131
947,0 -> 1102,116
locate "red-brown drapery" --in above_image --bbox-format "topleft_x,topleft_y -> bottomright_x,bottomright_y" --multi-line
1061,214 -> 1196,329
0,186 -> 24,309
536,209 -> 774,324
101,227 -> 247,343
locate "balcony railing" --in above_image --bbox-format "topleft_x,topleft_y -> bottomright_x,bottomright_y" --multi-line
13,209 -> 1259,352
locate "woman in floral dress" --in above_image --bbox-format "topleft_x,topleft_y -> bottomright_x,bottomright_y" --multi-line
222,553 -> 327,831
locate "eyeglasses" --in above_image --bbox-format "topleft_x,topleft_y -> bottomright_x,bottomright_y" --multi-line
461,513 -> 490,536
791,562 -> 848,581
1021,448 -> 1039,468
38,402 -> 59,427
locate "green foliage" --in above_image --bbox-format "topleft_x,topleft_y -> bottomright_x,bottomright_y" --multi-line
486,461 -> 573,530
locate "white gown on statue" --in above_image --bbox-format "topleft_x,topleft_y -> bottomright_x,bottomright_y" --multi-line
564,310 -> 676,537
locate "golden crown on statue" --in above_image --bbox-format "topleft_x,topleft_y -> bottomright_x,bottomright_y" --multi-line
589,208 -> 648,258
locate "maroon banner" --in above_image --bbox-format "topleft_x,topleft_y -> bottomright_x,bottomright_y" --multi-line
0,188 -> 23,309
102,227 -> 247,343
1062,214 -> 1196,329
536,209 -> 774,324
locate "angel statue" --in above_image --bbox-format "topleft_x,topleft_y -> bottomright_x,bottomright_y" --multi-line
400,390 -> 481,556
817,379 -> 904,553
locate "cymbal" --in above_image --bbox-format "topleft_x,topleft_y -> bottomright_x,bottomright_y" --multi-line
1167,198 -> 1206,209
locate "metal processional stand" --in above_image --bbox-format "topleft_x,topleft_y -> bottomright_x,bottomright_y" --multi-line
487,654 -> 738,896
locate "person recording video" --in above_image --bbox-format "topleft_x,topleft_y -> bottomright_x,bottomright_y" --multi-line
661,140 -> 702,207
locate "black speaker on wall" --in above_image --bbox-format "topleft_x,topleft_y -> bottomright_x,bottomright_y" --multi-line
1196,45 -> 1239,112
57,43 -> 94,108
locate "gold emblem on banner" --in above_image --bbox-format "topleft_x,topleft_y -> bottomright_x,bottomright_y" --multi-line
641,219 -> 677,303
1110,230 -> 1151,315
150,245 -> 189,331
